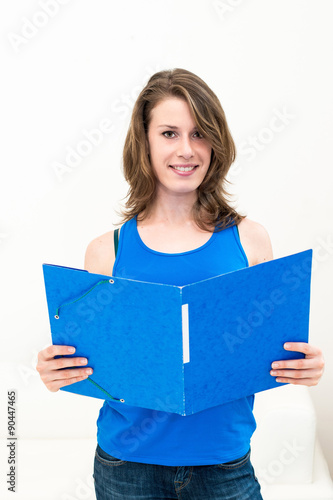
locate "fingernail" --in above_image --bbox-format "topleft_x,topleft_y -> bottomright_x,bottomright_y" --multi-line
80,358 -> 88,364
86,368 -> 93,374
68,347 -> 75,353
284,343 -> 291,349
272,362 -> 279,368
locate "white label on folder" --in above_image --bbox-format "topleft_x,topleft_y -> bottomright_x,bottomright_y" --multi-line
182,303 -> 190,364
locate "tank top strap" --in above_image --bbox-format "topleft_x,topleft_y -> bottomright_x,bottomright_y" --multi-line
113,228 -> 119,258
112,215 -> 248,286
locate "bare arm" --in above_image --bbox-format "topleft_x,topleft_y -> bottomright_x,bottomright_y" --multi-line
36,230 -> 116,392
238,216 -> 324,387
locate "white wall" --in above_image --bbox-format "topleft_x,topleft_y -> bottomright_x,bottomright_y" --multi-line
1,0 -> 332,492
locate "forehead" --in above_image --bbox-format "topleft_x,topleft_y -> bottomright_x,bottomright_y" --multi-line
149,97 -> 195,125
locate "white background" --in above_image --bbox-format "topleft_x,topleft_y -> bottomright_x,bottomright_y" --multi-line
0,0 -> 332,494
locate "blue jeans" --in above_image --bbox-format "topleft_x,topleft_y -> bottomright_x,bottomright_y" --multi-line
93,444 -> 263,499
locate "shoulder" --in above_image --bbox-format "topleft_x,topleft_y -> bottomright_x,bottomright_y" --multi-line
84,227 -> 121,275
237,217 -> 273,266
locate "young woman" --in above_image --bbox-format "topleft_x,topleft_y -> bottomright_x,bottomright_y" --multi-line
37,68 -> 324,499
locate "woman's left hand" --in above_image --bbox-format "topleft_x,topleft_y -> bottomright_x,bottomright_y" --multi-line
270,342 -> 325,386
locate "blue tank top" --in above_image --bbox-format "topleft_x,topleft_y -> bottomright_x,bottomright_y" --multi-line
96,215 -> 257,466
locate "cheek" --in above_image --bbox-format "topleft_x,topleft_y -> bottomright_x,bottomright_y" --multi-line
150,141 -> 171,161
202,150 -> 212,170
201,149 -> 212,173
199,142 -> 212,159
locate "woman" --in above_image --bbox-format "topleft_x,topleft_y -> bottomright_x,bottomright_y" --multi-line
37,68 -> 324,499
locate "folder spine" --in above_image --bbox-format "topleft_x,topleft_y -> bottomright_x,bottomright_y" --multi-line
182,304 -> 190,364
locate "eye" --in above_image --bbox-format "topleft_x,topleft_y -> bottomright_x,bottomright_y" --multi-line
162,131 -> 204,139
162,131 -> 176,138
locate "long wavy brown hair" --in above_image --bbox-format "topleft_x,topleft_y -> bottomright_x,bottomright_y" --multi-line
115,68 -> 246,231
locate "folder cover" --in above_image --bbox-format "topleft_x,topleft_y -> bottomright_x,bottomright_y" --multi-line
42,249 -> 312,416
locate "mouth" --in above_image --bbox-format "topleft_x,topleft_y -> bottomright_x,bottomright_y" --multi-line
169,165 -> 199,172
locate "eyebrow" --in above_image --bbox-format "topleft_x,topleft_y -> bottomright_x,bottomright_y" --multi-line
157,125 -> 198,130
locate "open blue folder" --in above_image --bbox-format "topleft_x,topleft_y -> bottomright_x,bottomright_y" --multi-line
42,249 -> 312,416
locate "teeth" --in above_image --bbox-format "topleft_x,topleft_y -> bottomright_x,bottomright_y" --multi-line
172,166 -> 197,172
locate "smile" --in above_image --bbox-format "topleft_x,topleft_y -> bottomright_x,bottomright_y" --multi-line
170,165 -> 198,172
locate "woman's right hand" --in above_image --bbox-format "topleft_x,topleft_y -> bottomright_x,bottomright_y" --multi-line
36,345 -> 93,392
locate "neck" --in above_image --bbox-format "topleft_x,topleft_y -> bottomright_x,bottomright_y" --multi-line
141,192 -> 198,227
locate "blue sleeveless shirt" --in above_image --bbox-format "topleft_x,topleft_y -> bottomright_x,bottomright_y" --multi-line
96,215 -> 257,466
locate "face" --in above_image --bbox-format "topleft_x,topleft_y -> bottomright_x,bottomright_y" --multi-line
146,97 -> 212,198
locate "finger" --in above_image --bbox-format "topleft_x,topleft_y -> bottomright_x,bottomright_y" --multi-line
270,368 -> 321,380
46,373 -> 92,392
42,366 -> 93,385
273,376 -> 320,387
271,357 -> 318,370
47,355 -> 90,372
38,345 -> 76,362
52,366 -> 93,381
283,342 -> 321,357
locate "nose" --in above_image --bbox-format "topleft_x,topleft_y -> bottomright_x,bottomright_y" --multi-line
177,135 -> 194,159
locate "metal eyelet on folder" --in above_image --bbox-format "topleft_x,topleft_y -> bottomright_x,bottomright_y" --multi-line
54,315 -> 59,319
109,279 -> 114,284
120,399 -> 125,403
